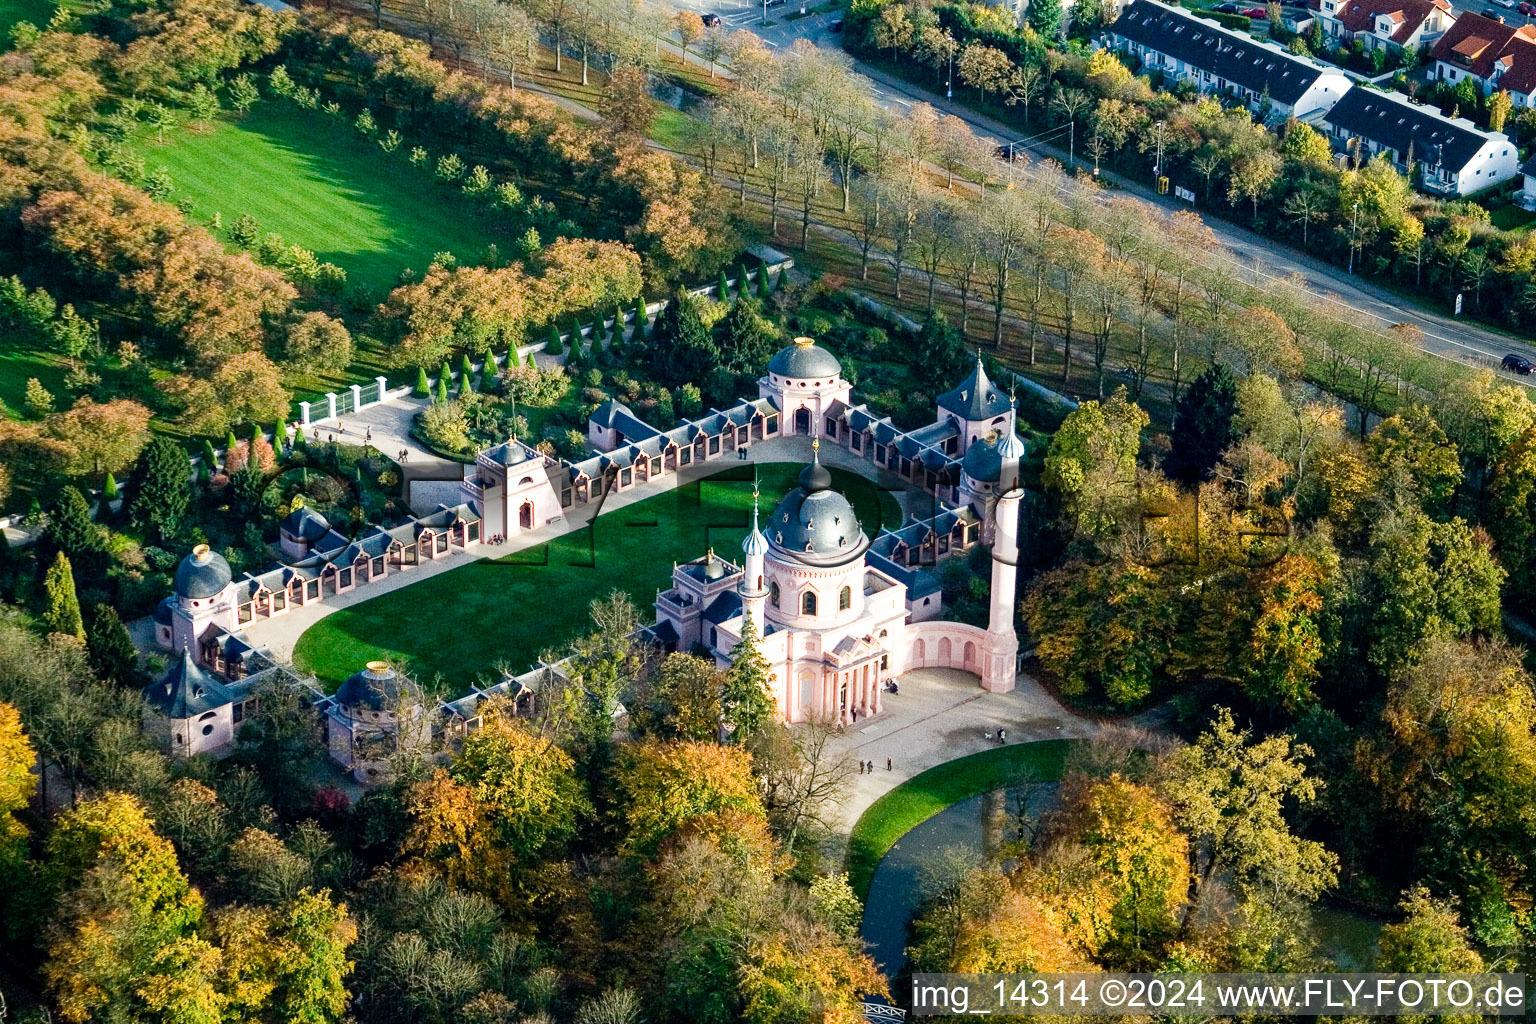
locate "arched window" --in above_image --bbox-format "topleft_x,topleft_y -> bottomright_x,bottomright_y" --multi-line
839,586 -> 852,611
802,590 -> 817,615
770,581 -> 780,607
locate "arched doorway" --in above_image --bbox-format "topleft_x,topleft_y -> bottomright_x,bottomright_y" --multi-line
794,408 -> 811,434
519,501 -> 533,530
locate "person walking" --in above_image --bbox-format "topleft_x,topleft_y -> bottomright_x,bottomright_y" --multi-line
886,758 -> 892,771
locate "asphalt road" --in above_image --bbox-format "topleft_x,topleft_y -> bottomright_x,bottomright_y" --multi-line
660,9 -> 1536,381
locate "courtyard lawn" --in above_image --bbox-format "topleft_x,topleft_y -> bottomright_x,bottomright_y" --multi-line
129,100 -> 510,295
845,740 -> 1071,900
0,340 -> 70,419
0,0 -> 54,39
292,462 -> 903,690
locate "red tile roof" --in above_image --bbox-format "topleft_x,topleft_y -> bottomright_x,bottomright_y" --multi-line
1431,11 -> 1536,93
1333,0 -> 1451,44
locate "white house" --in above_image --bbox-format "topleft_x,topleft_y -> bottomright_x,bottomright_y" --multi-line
1310,0 -> 1456,53
1323,85 -> 1519,194
1102,0 -> 1352,120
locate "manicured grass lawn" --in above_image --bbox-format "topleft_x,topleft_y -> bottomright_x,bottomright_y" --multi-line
0,0 -> 54,39
129,100 -> 511,295
1491,205 -> 1536,233
845,740 -> 1071,900
291,462 -> 903,690
0,340 -> 70,419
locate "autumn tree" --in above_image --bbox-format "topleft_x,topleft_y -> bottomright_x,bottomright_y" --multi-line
44,792 -> 217,1024
282,312 -> 354,375
44,551 -> 85,641
1042,388 -> 1149,546
612,739 -> 766,856
0,701 -> 36,911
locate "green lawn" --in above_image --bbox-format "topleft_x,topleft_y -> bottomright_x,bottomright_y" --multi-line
1491,205 -> 1536,233
292,462 -> 903,690
129,100 -> 512,295
0,340 -> 70,419
845,740 -> 1071,900
0,0 -> 54,39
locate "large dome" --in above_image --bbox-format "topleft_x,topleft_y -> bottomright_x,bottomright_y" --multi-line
768,455 -> 868,567
174,545 -> 232,599
961,429 -> 1026,484
768,337 -> 842,379
336,661 -> 421,711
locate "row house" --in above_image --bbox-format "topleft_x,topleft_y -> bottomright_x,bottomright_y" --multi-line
1322,85 -> 1518,193
1311,0 -> 1456,53
1431,11 -> 1536,105
1103,0 -> 1352,119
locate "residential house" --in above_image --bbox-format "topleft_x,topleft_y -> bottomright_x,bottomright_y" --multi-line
1430,11 -> 1536,105
1310,0 -> 1456,54
1322,85 -> 1518,193
1102,0 -> 1353,120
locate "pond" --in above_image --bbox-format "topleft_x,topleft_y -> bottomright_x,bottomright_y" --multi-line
859,786 -> 1386,985
859,784 -> 1055,981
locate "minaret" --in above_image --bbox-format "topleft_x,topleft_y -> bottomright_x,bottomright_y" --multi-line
982,486 -> 1022,693
740,485 -> 769,636
997,384 -> 1026,495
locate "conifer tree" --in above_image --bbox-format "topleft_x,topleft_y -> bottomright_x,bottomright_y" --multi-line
271,423 -> 285,460
724,614 -> 775,742
224,429 -> 239,468
633,297 -> 649,341
718,297 -> 779,376
546,321 -> 564,356
202,438 -> 217,467
439,361 -> 452,389
435,376 -> 450,404
44,551 -> 85,641
415,366 -> 430,397
718,270 -> 732,301
757,265 -> 774,300
507,343 -> 521,368
461,352 -> 475,381
102,472 -> 118,502
651,288 -> 718,387
86,604 -> 142,686
49,486 -> 102,560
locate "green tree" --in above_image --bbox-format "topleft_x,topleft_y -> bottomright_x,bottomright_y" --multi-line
1367,405 -> 1461,518
448,708 -> 589,861
1025,0 -> 1062,37
1280,119 -> 1332,166
914,311 -> 969,396
24,376 -> 54,418
47,486 -> 107,578
414,366 -> 430,397
1167,364 -> 1238,482
716,297 -> 779,377
1042,389 -> 1149,545
1161,708 -> 1337,908
724,615 -> 776,743
651,289 -> 718,388
642,653 -> 725,742
612,740 -> 766,856
130,436 -> 191,542
86,604 -> 142,687
269,888 -> 357,1024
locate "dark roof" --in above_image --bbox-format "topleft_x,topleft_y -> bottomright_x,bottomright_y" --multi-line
153,595 -> 175,626
335,662 -> 422,711
1109,0 -> 1335,105
1324,87 -> 1499,171
703,591 -> 743,624
174,546 -> 232,600
938,356 -> 1012,422
767,338 -> 842,379
280,505 -> 330,542
962,435 -> 1005,483
1430,12 -> 1536,93
767,455 -> 869,567
143,649 -> 237,718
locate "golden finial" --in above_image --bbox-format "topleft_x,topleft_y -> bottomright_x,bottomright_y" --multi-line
811,437 -> 820,455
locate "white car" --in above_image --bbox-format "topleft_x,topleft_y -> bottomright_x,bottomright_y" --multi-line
1495,0 -> 1517,10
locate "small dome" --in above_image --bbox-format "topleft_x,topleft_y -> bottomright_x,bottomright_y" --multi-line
961,437 -> 1003,484
174,545 -> 232,600
704,552 -> 726,580
767,337 -> 841,380
997,428 -> 1027,460
769,454 -> 868,567
336,661 -> 421,712
280,504 -> 330,542
742,526 -> 769,557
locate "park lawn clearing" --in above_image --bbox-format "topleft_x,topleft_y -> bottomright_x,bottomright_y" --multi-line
292,462 -> 903,690
845,740 -> 1072,900
129,100 -> 510,295
0,339 -> 70,420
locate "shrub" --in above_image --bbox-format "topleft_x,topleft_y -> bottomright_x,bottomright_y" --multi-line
415,366 -> 430,397
419,399 -> 471,453
435,152 -> 466,182
546,322 -> 564,356
229,213 -> 259,247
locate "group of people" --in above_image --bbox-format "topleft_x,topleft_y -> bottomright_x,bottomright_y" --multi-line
857,759 -> 892,774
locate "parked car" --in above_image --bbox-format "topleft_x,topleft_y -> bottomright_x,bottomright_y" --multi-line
701,12 -> 721,24
1495,0 -> 1517,10
1519,2 -> 1532,15
1503,353 -> 1534,374
1212,2 -> 1241,11
829,16 -> 844,30
1242,6 -> 1269,16
765,0 -> 787,8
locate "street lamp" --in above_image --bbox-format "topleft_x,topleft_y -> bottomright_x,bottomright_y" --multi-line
946,30 -> 955,99
1348,201 -> 1361,275
1153,119 -> 1165,177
